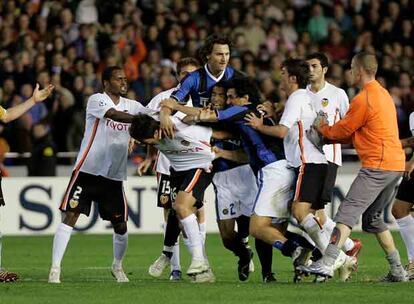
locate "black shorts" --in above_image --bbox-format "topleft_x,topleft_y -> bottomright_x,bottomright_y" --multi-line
60,171 -> 127,224
293,163 -> 328,210
395,176 -> 414,204
319,162 -> 339,205
170,168 -> 213,209
157,173 -> 173,209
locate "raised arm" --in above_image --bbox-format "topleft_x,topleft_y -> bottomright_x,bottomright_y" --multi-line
1,83 -> 54,123
213,146 -> 249,164
244,112 -> 289,138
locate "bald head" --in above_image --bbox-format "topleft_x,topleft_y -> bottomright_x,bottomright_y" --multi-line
352,52 -> 378,76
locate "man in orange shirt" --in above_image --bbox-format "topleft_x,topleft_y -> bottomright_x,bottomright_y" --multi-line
301,52 -> 408,282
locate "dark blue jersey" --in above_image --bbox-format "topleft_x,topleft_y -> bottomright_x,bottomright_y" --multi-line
216,104 -> 285,174
171,65 -> 241,108
212,138 -> 245,173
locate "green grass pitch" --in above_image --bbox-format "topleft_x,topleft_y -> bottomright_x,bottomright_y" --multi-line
0,232 -> 412,304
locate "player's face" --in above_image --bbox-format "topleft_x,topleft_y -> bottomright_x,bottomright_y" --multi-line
177,64 -> 198,82
207,44 -> 230,74
226,88 -> 246,106
210,86 -> 227,110
307,58 -> 327,82
107,69 -> 128,95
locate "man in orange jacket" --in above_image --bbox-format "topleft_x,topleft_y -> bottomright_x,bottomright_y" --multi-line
301,52 -> 408,282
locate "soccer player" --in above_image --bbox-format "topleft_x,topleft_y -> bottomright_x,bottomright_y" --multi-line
48,66 -> 155,284
302,52 -> 408,282
0,83 -> 54,282
129,114 -> 230,283
138,57 -> 202,281
209,84 -> 257,282
392,111 -> 414,281
159,33 -> 243,138
245,59 -> 355,280
306,52 -> 362,274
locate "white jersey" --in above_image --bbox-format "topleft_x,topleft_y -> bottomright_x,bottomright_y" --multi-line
279,89 -> 327,168
409,112 -> 414,136
307,82 -> 349,166
146,87 -> 193,175
74,92 -> 154,181
155,117 -> 215,172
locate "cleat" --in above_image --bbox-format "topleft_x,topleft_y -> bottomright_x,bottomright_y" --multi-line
338,256 -> 357,282
187,260 -> 208,276
346,239 -> 362,270
297,259 -> 334,278
333,250 -> 347,271
148,254 -> 170,278
169,270 -> 182,281
262,272 -> 277,283
0,270 -> 19,282
313,275 -> 327,283
292,246 -> 311,283
238,248 -> 253,281
111,265 -> 129,283
191,268 -> 215,283
405,262 -> 414,281
48,266 -> 61,284
379,268 -> 409,282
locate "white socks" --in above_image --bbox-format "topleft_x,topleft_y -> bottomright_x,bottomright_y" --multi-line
323,217 -> 355,252
113,233 -> 128,268
396,215 -> 414,262
302,214 -> 329,253
52,223 -> 73,268
170,239 -> 181,271
180,214 -> 204,262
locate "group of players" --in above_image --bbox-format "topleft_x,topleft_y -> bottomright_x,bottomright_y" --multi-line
0,33 -> 412,284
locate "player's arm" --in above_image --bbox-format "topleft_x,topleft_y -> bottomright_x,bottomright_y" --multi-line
211,129 -> 234,140
0,83 -> 54,123
244,112 -> 289,138
212,146 -> 248,163
137,145 -> 157,176
104,108 -> 135,123
401,136 -> 414,148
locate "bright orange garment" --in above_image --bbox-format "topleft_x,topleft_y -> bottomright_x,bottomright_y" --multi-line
319,80 -> 405,171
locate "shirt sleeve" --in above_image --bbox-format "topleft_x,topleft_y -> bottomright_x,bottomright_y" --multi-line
338,89 -> 350,118
170,73 -> 198,103
279,96 -> 302,129
320,93 -> 367,140
217,106 -> 248,122
86,94 -> 114,119
409,112 -> 414,136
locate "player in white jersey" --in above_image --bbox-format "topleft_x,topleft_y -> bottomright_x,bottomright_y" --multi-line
245,58 -> 356,280
138,58 -> 204,281
48,66 -> 154,284
130,114 -> 232,283
0,83 -> 54,282
392,111 -> 414,280
306,53 -> 361,278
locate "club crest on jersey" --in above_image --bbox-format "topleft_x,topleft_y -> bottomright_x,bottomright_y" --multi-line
69,199 -> 79,208
222,208 -> 229,215
160,195 -> 169,205
99,100 -> 107,107
321,98 -> 329,107
181,140 -> 190,146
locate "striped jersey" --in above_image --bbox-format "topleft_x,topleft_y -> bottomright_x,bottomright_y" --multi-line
280,89 -> 327,168
306,82 -> 349,166
74,92 -> 154,181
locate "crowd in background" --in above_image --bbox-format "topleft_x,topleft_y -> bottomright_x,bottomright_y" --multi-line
0,0 -> 413,169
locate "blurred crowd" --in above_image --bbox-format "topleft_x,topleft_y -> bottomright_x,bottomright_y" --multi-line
0,0 -> 414,164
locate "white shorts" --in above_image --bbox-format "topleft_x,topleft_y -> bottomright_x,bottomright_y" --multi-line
213,164 -> 258,221
253,160 -> 295,221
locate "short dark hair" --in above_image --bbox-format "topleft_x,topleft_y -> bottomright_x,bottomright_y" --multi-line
176,57 -> 200,75
353,51 -> 378,75
102,66 -> 123,86
306,52 -> 329,68
281,58 -> 310,89
199,34 -> 232,63
129,114 -> 160,143
224,77 -> 261,105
